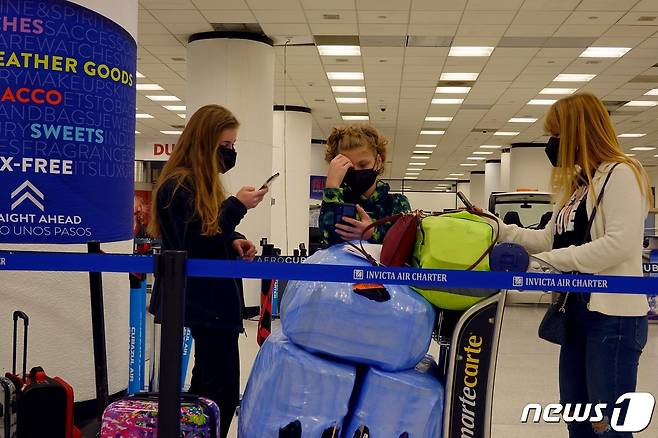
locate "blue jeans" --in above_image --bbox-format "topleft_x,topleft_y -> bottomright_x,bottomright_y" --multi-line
560,293 -> 648,438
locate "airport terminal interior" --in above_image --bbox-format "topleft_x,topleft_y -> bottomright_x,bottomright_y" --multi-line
2,0 -> 658,437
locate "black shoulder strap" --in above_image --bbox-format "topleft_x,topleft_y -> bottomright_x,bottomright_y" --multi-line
584,163 -> 620,242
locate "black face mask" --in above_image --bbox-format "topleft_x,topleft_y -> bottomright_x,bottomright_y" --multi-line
545,136 -> 560,167
218,148 -> 237,173
342,168 -> 378,196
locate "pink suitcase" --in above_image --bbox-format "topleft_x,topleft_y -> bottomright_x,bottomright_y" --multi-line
100,393 -> 220,437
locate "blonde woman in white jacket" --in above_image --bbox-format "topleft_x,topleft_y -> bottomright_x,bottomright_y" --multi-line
498,93 -> 651,438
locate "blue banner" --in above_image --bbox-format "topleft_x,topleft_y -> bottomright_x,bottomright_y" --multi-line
1,251 -> 657,296
0,0 -> 136,243
128,280 -> 146,395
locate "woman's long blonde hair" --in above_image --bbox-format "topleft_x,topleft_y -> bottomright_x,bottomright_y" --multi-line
148,104 -> 239,237
544,92 -> 652,209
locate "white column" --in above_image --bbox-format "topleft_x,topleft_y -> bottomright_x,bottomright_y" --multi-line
187,33 -> 274,309
470,171 -> 485,209
456,181 -> 471,208
510,143 -> 553,192
500,149 -> 511,192
484,159 -> 502,207
272,106 -> 312,254
0,0 -> 137,401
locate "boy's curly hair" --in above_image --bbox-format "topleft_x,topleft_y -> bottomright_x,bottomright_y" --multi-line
325,124 -> 388,174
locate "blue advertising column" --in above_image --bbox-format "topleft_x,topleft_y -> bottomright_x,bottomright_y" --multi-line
0,0 -> 137,402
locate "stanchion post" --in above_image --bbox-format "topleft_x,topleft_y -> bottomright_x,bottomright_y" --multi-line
156,250 -> 187,438
87,241 -> 109,420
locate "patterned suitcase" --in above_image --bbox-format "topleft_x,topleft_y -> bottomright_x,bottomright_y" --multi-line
0,377 -> 18,438
100,393 -> 220,437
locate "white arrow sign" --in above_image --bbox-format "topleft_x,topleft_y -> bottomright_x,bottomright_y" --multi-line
10,180 -> 45,211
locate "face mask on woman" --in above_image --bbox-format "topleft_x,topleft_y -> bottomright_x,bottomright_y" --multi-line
218,148 -> 237,173
342,167 -> 378,196
545,136 -> 560,167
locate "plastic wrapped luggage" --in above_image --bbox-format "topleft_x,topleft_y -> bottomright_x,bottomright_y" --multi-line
413,211 -> 498,310
344,356 -> 444,438
100,393 -> 220,437
239,330 -> 356,438
281,244 -> 435,371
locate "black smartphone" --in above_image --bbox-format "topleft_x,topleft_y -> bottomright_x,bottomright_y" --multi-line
334,203 -> 357,225
260,172 -> 280,190
457,191 -> 475,210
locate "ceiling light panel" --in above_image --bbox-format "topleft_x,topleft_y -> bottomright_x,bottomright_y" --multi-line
411,155 -> 430,160
413,150 -> 433,154
431,98 -> 464,105
415,144 -> 437,148
480,145 -> 501,149
435,87 -> 472,94
540,88 -> 577,95
579,47 -> 631,58
449,46 -> 495,57
164,105 -> 186,111
318,45 -> 361,56
645,89 -> 658,96
440,72 -> 479,81
554,74 -> 596,82
332,86 -> 366,93
160,130 -> 182,135
473,151 -> 493,155
460,163 -> 478,167
467,156 -> 487,160
336,97 -> 367,104
327,72 -> 364,80
528,99 -> 557,105
420,130 -> 445,135
342,115 -> 369,120
631,147 -> 655,151
509,117 -> 538,123
494,131 -> 519,136
136,113 -> 153,119
425,116 -> 453,122
146,95 -> 181,102
624,101 -> 658,107
136,84 -> 163,91
618,133 -> 646,138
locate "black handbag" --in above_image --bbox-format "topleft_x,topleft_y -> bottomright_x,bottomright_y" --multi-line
538,163 -> 619,345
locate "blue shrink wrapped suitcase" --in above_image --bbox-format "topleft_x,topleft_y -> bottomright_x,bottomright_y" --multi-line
344,356 -> 445,438
280,244 -> 435,371
239,330 -> 356,438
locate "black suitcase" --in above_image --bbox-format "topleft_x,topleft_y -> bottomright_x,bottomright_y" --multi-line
1,311 -> 27,438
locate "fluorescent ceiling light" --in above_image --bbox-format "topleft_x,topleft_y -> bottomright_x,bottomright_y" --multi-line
540,88 -> 577,95
409,162 -> 427,166
554,73 -> 596,82
645,89 -> 658,96
425,116 -> 453,122
431,98 -> 463,105
467,156 -> 487,160
473,151 -> 493,155
579,47 -> 631,58
445,177 -> 459,180
327,72 -> 364,81
407,168 -> 423,171
480,145 -> 501,149
332,86 -> 366,93
436,87 -> 471,94
494,131 -> 519,136
160,130 -> 182,135
413,150 -> 433,154
449,173 -> 464,176
528,99 -> 557,105
440,72 -> 479,81
618,133 -> 646,138
136,83 -> 163,91
164,105 -> 186,111
509,117 -> 538,123
624,101 -> 658,107
405,176 -> 418,180
318,45 -> 361,56
336,97 -> 367,104
415,144 -> 436,148
406,172 -> 420,176
460,163 -> 478,167
420,130 -> 445,135
178,114 -> 186,119
411,155 -> 430,160
449,46 -> 494,57
136,71 -> 145,78
627,154 -> 636,157
631,147 -> 655,151
135,130 -> 141,134
342,115 -> 369,120
146,95 -> 181,102
136,113 -> 153,119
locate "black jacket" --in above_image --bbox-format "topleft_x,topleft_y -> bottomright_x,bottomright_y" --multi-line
150,177 -> 248,332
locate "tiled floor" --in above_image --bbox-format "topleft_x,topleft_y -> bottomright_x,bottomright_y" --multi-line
228,305 -> 658,438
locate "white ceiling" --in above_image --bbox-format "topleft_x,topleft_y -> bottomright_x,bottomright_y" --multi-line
135,0 -> 658,180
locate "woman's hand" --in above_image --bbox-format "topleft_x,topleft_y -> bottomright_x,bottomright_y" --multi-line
326,154 -> 352,189
335,205 -> 375,241
232,239 -> 257,261
236,186 -> 268,209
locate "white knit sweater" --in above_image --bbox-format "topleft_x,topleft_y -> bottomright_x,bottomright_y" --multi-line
497,162 -> 650,317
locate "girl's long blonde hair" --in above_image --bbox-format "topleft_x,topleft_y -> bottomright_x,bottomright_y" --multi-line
148,104 -> 239,237
544,92 -> 652,209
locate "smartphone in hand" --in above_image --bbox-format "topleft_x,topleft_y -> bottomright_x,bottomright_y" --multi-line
333,203 -> 357,225
260,172 -> 280,190
457,191 -> 475,210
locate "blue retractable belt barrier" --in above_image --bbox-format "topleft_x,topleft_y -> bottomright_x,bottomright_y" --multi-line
0,251 -> 657,296
128,279 -> 147,395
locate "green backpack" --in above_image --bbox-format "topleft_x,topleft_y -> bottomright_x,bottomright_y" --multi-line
412,210 -> 499,310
